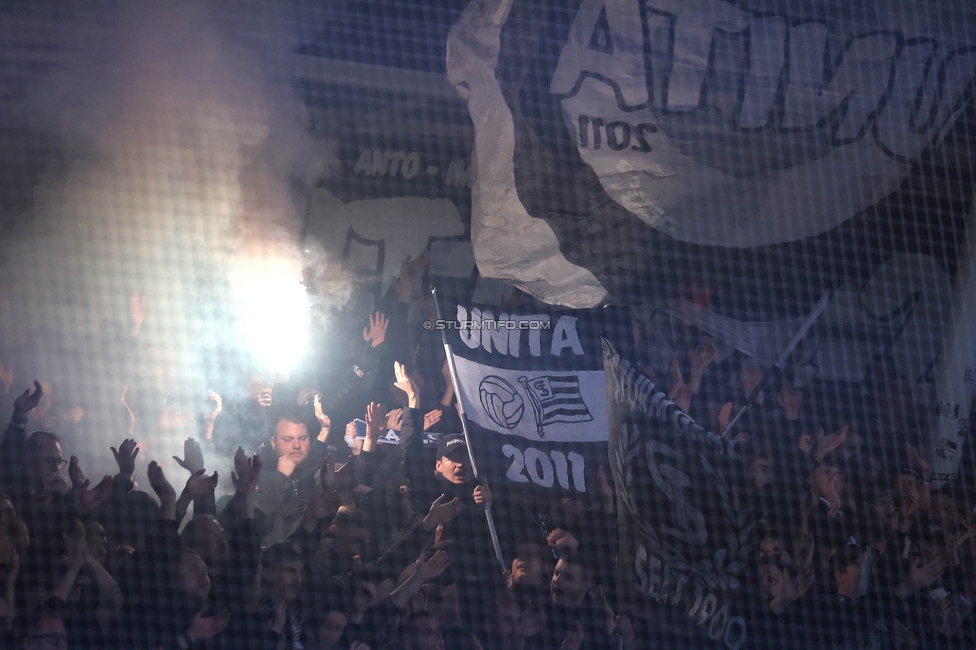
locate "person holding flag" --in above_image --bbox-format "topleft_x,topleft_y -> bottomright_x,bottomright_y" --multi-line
393,361 -> 506,626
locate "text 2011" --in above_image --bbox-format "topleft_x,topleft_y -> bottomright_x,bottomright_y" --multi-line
577,115 -> 656,152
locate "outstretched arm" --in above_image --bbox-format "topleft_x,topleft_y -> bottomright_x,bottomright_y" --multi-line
0,382 -> 43,483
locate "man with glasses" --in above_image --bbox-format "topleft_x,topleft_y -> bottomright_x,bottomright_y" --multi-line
0,382 -> 69,497
0,382 -> 111,598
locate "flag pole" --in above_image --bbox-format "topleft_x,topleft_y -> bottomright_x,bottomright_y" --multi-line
430,287 -> 507,573
720,290 -> 832,438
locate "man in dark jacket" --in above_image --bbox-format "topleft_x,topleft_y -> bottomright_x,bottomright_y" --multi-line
255,410 -> 329,545
394,361 -> 504,623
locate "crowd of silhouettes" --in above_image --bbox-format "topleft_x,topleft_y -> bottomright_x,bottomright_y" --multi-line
1,255 -> 976,649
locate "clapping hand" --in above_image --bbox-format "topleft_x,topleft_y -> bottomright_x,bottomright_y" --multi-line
13,381 -> 43,416
423,494 -> 462,532
313,394 -> 331,442
68,456 -> 113,512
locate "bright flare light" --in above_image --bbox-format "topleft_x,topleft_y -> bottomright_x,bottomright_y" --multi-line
237,265 -> 309,374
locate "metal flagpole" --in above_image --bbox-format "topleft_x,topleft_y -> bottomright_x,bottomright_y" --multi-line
720,290 -> 832,438
430,287 -> 507,573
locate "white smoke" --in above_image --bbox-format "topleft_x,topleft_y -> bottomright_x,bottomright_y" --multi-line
0,0 -> 345,483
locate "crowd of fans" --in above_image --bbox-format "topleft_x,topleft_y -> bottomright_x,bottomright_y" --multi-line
1,253 -> 975,649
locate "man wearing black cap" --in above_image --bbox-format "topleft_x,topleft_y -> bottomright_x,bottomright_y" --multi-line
394,361 -> 503,616
433,436 -> 491,506
396,361 -> 492,517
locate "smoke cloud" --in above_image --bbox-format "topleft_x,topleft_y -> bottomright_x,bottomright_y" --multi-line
0,0 -> 344,484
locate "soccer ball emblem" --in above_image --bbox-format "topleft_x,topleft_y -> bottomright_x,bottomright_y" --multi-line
479,376 -> 524,430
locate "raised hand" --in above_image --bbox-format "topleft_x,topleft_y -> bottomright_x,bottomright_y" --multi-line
13,381 -> 43,416
423,494 -> 462,532
365,402 -> 385,440
129,289 -> 147,337
418,550 -> 451,582
111,439 -> 139,482
147,461 -> 176,505
68,456 -> 113,512
184,468 -> 219,497
172,438 -> 205,474
547,528 -> 579,551
363,311 -> 390,348
393,362 -> 418,408
814,425 -> 848,462
206,390 -> 223,421
231,449 -> 261,495
423,409 -> 442,431
313,394 -> 331,442
439,583 -> 460,626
